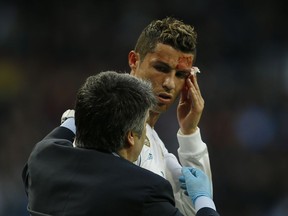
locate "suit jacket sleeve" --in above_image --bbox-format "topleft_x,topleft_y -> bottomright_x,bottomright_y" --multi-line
44,126 -> 75,142
22,126 -> 75,195
196,207 -> 220,216
141,177 -> 184,216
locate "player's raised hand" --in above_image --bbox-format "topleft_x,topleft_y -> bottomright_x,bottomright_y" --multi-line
177,67 -> 204,134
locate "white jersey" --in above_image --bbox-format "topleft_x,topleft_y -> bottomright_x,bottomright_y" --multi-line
135,124 -> 212,216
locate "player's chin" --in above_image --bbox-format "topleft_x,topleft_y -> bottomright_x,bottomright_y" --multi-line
153,103 -> 170,113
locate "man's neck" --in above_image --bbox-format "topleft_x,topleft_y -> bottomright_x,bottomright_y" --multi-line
117,149 -> 129,161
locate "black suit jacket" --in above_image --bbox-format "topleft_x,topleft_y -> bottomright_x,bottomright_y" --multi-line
22,127 -> 219,216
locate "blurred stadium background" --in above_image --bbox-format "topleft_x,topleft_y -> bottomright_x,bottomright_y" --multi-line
0,0 -> 287,215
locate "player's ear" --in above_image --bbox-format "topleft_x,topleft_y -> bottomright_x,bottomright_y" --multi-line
128,51 -> 139,73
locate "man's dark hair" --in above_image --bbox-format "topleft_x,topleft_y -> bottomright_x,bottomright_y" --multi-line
74,71 -> 156,152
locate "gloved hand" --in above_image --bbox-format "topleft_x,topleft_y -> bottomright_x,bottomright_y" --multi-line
179,167 -> 212,205
61,109 -> 75,124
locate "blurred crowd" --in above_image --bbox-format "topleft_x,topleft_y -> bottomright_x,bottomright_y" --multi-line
0,0 -> 287,215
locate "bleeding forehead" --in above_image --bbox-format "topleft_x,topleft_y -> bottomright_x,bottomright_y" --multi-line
176,56 -> 193,69
151,44 -> 194,69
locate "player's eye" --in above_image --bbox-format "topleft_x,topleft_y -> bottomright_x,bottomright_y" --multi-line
154,64 -> 170,73
176,71 -> 189,79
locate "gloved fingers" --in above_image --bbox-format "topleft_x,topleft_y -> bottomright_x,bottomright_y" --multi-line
179,175 -> 185,183
189,167 -> 197,176
181,167 -> 194,179
182,166 -> 203,177
190,167 -> 205,178
180,183 -> 187,190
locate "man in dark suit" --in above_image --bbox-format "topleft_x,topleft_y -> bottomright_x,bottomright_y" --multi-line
22,71 -> 219,216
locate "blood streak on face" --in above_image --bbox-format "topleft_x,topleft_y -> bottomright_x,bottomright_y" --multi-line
176,56 -> 193,69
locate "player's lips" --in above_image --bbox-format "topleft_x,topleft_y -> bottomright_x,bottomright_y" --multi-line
157,93 -> 173,104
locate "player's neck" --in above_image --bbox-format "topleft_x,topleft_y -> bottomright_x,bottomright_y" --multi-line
147,111 -> 160,128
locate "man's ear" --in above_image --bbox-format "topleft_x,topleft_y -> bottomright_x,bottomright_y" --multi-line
126,131 -> 135,148
128,51 -> 139,73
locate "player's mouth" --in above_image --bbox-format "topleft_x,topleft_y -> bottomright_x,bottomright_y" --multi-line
157,93 -> 173,104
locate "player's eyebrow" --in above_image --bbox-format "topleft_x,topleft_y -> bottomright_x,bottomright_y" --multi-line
151,60 -> 193,78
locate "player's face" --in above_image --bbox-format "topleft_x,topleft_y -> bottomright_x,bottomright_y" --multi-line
129,43 -> 194,113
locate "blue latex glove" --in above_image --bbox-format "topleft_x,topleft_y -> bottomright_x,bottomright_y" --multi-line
179,167 -> 212,205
